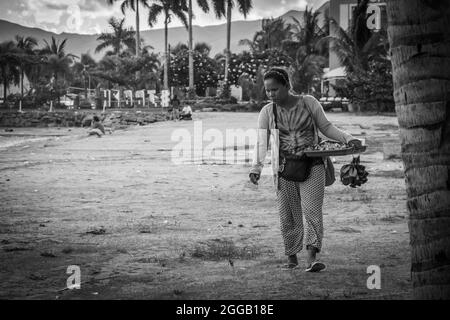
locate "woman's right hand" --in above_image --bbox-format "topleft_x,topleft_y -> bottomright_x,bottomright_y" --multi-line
249,173 -> 260,185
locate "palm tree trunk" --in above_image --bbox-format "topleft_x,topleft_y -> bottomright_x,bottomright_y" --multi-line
135,0 -> 140,57
53,73 -> 59,106
164,12 -> 169,91
84,73 -> 88,99
387,0 -> 450,299
188,0 -> 194,97
2,67 -> 7,107
224,0 -> 232,93
3,81 -> 7,108
20,68 -> 24,112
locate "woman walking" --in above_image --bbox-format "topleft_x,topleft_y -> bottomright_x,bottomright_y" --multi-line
249,68 -> 362,272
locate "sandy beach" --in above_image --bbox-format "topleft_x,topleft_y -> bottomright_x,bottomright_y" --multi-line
0,111 -> 411,299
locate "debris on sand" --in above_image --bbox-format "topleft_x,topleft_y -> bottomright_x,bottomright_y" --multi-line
28,273 -> 45,281
4,247 -> 31,252
41,251 -> 57,258
173,289 -> 183,296
85,226 -> 106,235
139,226 -> 153,234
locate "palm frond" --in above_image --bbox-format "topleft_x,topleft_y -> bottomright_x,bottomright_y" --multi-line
148,4 -> 164,27
172,7 -> 188,29
236,0 -> 252,18
196,0 -> 209,13
211,0 -> 226,18
120,1 -> 129,14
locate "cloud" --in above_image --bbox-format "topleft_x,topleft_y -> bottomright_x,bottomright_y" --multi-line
44,3 -> 69,11
0,0 -> 317,34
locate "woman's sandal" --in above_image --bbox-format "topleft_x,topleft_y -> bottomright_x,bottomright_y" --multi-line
305,261 -> 326,272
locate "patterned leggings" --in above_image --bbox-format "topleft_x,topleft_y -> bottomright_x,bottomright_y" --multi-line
277,164 -> 326,256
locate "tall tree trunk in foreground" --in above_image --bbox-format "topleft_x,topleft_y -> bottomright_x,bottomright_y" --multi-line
386,0 -> 450,299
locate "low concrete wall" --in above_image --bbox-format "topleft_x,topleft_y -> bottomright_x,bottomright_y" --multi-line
0,109 -> 170,128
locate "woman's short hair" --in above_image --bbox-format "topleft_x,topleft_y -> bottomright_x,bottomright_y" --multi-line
263,67 -> 291,87
93,115 -> 100,122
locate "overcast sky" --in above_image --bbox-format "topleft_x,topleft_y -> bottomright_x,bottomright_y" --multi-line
0,0 -> 327,34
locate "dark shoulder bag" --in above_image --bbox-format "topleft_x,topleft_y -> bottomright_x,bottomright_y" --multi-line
273,103 -> 314,182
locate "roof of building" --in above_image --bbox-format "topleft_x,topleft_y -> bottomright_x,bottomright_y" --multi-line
323,66 -> 346,79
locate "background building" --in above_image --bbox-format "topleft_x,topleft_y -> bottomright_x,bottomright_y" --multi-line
316,0 -> 388,97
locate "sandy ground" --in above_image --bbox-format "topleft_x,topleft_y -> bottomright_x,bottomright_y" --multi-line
0,111 -> 412,300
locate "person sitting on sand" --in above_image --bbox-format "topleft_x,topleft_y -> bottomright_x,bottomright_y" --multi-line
249,67 -> 362,272
88,116 -> 112,137
179,105 -> 192,120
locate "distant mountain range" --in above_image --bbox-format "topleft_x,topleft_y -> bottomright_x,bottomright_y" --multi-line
0,10 -> 303,61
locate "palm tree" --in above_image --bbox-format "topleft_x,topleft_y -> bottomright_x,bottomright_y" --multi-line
171,41 -> 211,56
14,36 -> 38,111
148,0 -> 189,90
282,7 -> 327,93
239,17 -> 291,53
171,42 -> 189,55
93,51 -> 161,90
106,0 -> 151,57
0,41 -> 21,107
386,0 -> 450,300
194,42 -> 211,56
72,53 -> 97,99
187,0 -> 210,97
96,17 -> 136,56
41,37 -> 78,105
211,0 -> 253,97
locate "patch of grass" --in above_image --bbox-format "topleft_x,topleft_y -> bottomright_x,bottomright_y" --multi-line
62,247 -> 74,254
189,239 -> 261,261
333,227 -> 362,233
60,245 -> 99,254
379,215 -> 405,223
374,123 -> 399,131
3,247 -> 31,252
135,256 -> 168,267
371,170 -> 404,179
346,193 -> 373,203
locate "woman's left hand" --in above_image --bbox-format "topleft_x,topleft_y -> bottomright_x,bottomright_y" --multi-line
348,139 -> 363,148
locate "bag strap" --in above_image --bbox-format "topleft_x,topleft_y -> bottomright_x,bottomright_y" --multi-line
272,102 -> 278,129
302,97 -> 320,145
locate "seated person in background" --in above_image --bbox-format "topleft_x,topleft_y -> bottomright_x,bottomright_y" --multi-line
88,116 -> 112,137
180,105 -> 193,120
